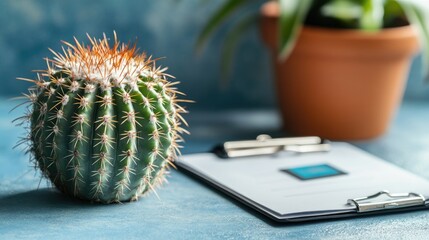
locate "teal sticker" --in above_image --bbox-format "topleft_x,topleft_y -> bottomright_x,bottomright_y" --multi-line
282,164 -> 346,180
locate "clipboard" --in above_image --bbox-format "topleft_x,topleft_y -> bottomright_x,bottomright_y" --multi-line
176,135 -> 429,222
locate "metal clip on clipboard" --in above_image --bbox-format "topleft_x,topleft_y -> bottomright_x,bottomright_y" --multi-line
213,134 -> 331,158
347,191 -> 426,213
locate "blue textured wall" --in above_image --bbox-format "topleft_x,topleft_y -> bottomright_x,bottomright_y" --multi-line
0,0 -> 428,111
0,0 -> 274,110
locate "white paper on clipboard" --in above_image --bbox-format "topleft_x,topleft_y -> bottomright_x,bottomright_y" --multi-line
176,142 -> 429,221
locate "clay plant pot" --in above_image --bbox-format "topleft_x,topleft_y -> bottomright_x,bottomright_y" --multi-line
260,2 -> 419,140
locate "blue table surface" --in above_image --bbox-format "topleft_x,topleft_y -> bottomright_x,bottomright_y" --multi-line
1,98 -> 429,239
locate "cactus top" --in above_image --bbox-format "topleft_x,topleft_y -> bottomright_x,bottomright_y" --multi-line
43,32 -> 168,90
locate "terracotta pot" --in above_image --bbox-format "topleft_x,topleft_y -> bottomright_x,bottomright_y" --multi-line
260,2 -> 419,140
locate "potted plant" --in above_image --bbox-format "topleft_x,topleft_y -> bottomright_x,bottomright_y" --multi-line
197,0 -> 429,140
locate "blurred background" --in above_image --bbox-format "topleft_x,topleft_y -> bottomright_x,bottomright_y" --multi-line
0,0 -> 275,110
0,0 -> 274,110
0,0 -> 429,110
0,0 -> 428,110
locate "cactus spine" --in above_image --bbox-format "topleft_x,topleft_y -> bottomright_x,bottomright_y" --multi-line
17,33 -> 187,203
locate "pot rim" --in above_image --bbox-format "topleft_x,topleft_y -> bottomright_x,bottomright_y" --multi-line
260,1 -> 417,40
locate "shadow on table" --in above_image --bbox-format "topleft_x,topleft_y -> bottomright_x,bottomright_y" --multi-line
0,188 -> 112,214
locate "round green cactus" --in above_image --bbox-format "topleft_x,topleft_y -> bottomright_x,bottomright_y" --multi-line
17,33 -> 188,203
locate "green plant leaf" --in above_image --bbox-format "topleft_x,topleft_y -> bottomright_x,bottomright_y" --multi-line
278,0 -> 313,59
220,13 -> 259,87
321,0 -> 363,21
383,0 -> 405,27
399,1 -> 429,78
196,0 -> 253,53
360,0 -> 385,31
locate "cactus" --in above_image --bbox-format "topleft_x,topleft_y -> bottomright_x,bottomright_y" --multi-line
16,33 -> 188,203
